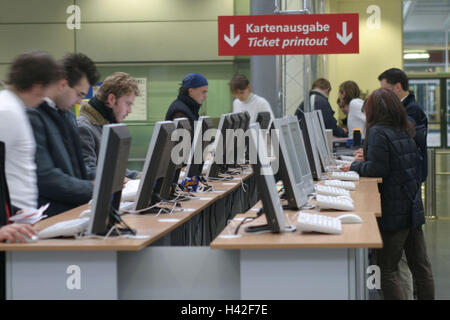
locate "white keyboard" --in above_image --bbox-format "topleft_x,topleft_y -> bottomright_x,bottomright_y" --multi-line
330,171 -> 360,181
334,159 -> 352,166
340,155 -> 355,162
119,201 -> 135,213
296,212 -> 342,234
315,185 -> 350,197
38,217 -> 90,239
121,179 -> 140,202
324,180 -> 356,191
316,194 -> 355,211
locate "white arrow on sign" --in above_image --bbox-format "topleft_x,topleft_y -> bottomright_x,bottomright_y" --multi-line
336,22 -> 353,45
224,24 -> 240,47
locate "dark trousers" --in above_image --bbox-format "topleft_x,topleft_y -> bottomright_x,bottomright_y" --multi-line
376,226 -> 435,300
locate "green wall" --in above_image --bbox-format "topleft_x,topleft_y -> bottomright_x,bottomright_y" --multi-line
0,0 -> 251,169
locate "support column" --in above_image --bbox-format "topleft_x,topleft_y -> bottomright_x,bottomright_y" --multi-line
250,0 -> 282,118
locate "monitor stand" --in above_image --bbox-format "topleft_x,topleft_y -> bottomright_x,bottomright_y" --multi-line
99,207 -> 136,236
244,224 -> 295,233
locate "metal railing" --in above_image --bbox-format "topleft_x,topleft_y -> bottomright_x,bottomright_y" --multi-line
425,148 -> 437,219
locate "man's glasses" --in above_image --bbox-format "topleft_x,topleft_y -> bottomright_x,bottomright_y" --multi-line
72,87 -> 86,99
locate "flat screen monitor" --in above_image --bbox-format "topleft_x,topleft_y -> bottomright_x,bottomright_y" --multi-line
286,115 -> 315,195
273,118 -> 308,209
256,111 -> 271,130
230,112 -> 246,165
303,112 -> 323,180
159,118 -> 192,198
241,111 -> 251,164
185,116 -> 213,178
0,141 -> 12,226
311,111 -> 332,170
246,122 -> 286,233
205,113 -> 233,179
134,121 -> 176,211
88,124 -> 131,235
313,110 -> 333,163
239,111 -> 250,131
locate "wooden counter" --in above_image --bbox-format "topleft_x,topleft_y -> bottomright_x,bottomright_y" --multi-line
0,171 -> 253,251
211,177 -> 383,250
211,210 -> 382,250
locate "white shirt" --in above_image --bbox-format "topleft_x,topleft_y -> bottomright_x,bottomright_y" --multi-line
43,97 -> 57,110
0,89 -> 37,209
232,93 -> 275,123
347,98 -> 366,139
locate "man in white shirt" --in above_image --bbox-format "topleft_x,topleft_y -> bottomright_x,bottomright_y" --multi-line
230,74 -> 274,123
0,51 -> 62,210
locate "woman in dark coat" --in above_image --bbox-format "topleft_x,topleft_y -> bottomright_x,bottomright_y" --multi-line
342,88 -> 434,300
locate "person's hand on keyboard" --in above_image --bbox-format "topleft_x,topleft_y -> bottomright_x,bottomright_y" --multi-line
0,223 -> 37,243
353,148 -> 364,161
340,164 -> 351,172
123,177 -> 131,188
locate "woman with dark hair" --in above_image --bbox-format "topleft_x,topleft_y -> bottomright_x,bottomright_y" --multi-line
342,88 -> 434,300
338,80 -> 366,139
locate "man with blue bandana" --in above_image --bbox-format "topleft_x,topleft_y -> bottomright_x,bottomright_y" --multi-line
165,73 -> 208,129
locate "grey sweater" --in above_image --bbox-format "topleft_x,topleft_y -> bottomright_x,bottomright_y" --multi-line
77,103 -> 140,179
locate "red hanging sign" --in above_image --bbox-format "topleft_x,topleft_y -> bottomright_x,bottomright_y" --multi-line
218,13 -> 359,56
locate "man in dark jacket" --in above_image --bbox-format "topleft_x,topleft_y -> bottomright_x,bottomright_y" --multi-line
295,78 -> 347,137
165,73 -> 208,129
379,68 -> 428,182
27,53 -> 100,217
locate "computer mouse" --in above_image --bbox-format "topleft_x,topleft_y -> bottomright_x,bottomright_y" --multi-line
79,209 -> 91,218
337,195 -> 354,203
5,234 -> 38,243
337,214 -> 363,224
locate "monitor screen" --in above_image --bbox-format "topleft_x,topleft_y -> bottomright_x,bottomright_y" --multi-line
88,124 -> 131,235
311,112 -> 332,170
205,113 -> 230,179
303,112 -> 323,180
0,141 -> 12,226
247,122 -> 285,233
223,113 -> 238,166
273,118 -> 308,209
256,111 -> 271,129
286,116 -> 315,195
315,110 -> 332,155
241,111 -> 251,164
173,117 -> 192,142
160,118 -> 192,198
313,110 -> 332,162
134,121 -> 176,211
185,116 -> 214,178
231,112 -> 246,165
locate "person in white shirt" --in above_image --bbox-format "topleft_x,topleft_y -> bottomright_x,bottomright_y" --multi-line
338,80 -> 366,139
0,51 -> 62,210
230,74 -> 274,123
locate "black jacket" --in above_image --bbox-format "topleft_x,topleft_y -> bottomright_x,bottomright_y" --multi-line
403,93 -> 428,182
296,90 -> 347,137
165,94 -> 201,129
27,102 -> 94,217
403,93 -> 427,128
350,125 -> 425,232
